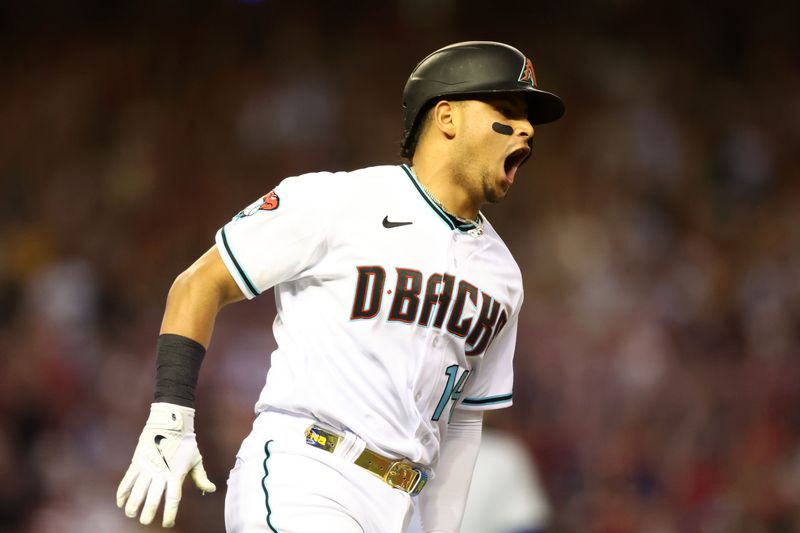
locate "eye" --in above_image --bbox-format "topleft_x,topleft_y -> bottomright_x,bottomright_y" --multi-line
494,102 -> 524,120
495,104 -> 513,117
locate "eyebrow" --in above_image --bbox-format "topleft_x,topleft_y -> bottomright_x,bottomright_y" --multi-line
490,99 -> 528,115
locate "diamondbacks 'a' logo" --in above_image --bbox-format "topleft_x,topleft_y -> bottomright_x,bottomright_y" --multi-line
518,57 -> 537,87
236,190 -> 280,218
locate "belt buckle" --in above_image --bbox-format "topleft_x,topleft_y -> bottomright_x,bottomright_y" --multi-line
384,461 -> 428,496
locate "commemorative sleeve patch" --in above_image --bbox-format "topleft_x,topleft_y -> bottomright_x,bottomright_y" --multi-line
259,190 -> 280,211
236,190 -> 280,218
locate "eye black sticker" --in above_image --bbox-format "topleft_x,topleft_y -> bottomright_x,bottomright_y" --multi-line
492,122 -> 513,135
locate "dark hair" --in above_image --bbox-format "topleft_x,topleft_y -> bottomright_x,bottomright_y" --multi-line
400,119 -> 424,160
400,99 -> 439,161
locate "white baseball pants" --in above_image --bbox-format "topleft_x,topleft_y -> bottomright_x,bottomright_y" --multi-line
225,409 -> 414,532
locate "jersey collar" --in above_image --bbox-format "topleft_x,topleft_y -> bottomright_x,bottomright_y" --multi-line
400,164 -> 483,233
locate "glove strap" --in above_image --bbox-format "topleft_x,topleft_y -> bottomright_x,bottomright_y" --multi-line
154,333 -> 206,408
147,402 -> 196,433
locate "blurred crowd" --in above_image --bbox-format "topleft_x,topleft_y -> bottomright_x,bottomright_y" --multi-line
1,1 -> 799,532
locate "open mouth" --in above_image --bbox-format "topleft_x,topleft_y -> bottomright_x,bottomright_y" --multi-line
503,145 -> 531,183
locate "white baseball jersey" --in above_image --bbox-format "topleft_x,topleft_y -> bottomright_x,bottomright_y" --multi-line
215,164 -> 522,468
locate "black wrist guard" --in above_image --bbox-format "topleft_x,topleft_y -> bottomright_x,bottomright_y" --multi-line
154,333 -> 206,408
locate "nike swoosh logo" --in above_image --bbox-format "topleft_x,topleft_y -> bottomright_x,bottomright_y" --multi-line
154,434 -> 171,471
383,216 -> 413,229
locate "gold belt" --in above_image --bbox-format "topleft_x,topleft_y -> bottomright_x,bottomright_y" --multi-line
305,424 -> 429,496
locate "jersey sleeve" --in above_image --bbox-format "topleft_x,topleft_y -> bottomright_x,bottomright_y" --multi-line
458,307 -> 520,411
215,172 -> 333,299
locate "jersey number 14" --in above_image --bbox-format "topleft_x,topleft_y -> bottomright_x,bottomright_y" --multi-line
432,365 -> 470,423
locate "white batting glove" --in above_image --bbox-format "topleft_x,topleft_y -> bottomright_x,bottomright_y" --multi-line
116,402 -> 216,528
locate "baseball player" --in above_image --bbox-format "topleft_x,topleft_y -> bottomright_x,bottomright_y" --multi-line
116,41 -> 564,532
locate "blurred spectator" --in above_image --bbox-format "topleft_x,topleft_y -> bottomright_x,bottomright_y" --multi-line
408,414 -> 551,533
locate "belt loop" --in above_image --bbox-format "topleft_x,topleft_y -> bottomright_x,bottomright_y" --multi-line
333,431 -> 366,462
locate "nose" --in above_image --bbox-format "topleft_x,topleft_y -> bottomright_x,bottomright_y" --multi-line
516,117 -> 534,139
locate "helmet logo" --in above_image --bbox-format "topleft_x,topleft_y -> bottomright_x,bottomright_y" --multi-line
518,57 -> 538,87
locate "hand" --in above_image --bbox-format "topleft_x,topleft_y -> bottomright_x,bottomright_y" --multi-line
116,402 -> 216,528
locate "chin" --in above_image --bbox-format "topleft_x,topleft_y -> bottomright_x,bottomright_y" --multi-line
484,185 -> 508,204
479,170 -> 510,205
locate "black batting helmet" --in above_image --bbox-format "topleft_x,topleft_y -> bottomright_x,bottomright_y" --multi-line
401,41 -> 565,158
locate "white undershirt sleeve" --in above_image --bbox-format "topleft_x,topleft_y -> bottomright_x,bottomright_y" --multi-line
418,409 -> 483,533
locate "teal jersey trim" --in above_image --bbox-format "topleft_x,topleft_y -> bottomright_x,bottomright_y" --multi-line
261,440 -> 277,532
220,226 -> 260,297
461,393 -> 513,406
400,164 -> 481,232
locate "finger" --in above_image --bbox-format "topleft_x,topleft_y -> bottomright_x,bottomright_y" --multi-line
162,473 -> 186,528
139,477 -> 166,525
124,474 -> 151,519
116,466 -> 139,508
190,462 -> 217,493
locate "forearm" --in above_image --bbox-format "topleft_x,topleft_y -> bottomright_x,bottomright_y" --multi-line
153,246 -> 245,407
419,410 -> 483,533
159,246 -> 244,347
160,271 -> 224,349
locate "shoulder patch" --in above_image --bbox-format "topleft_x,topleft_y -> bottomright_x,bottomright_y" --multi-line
237,190 -> 280,218
258,190 -> 280,211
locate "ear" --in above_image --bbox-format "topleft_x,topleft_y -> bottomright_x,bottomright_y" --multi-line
431,100 -> 459,140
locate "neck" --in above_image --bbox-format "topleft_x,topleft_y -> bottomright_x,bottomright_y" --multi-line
410,152 -> 480,221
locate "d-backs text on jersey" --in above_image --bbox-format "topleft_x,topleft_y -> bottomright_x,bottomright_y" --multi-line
350,266 -> 508,356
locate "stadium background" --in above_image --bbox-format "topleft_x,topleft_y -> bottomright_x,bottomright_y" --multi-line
1,1 -> 799,531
